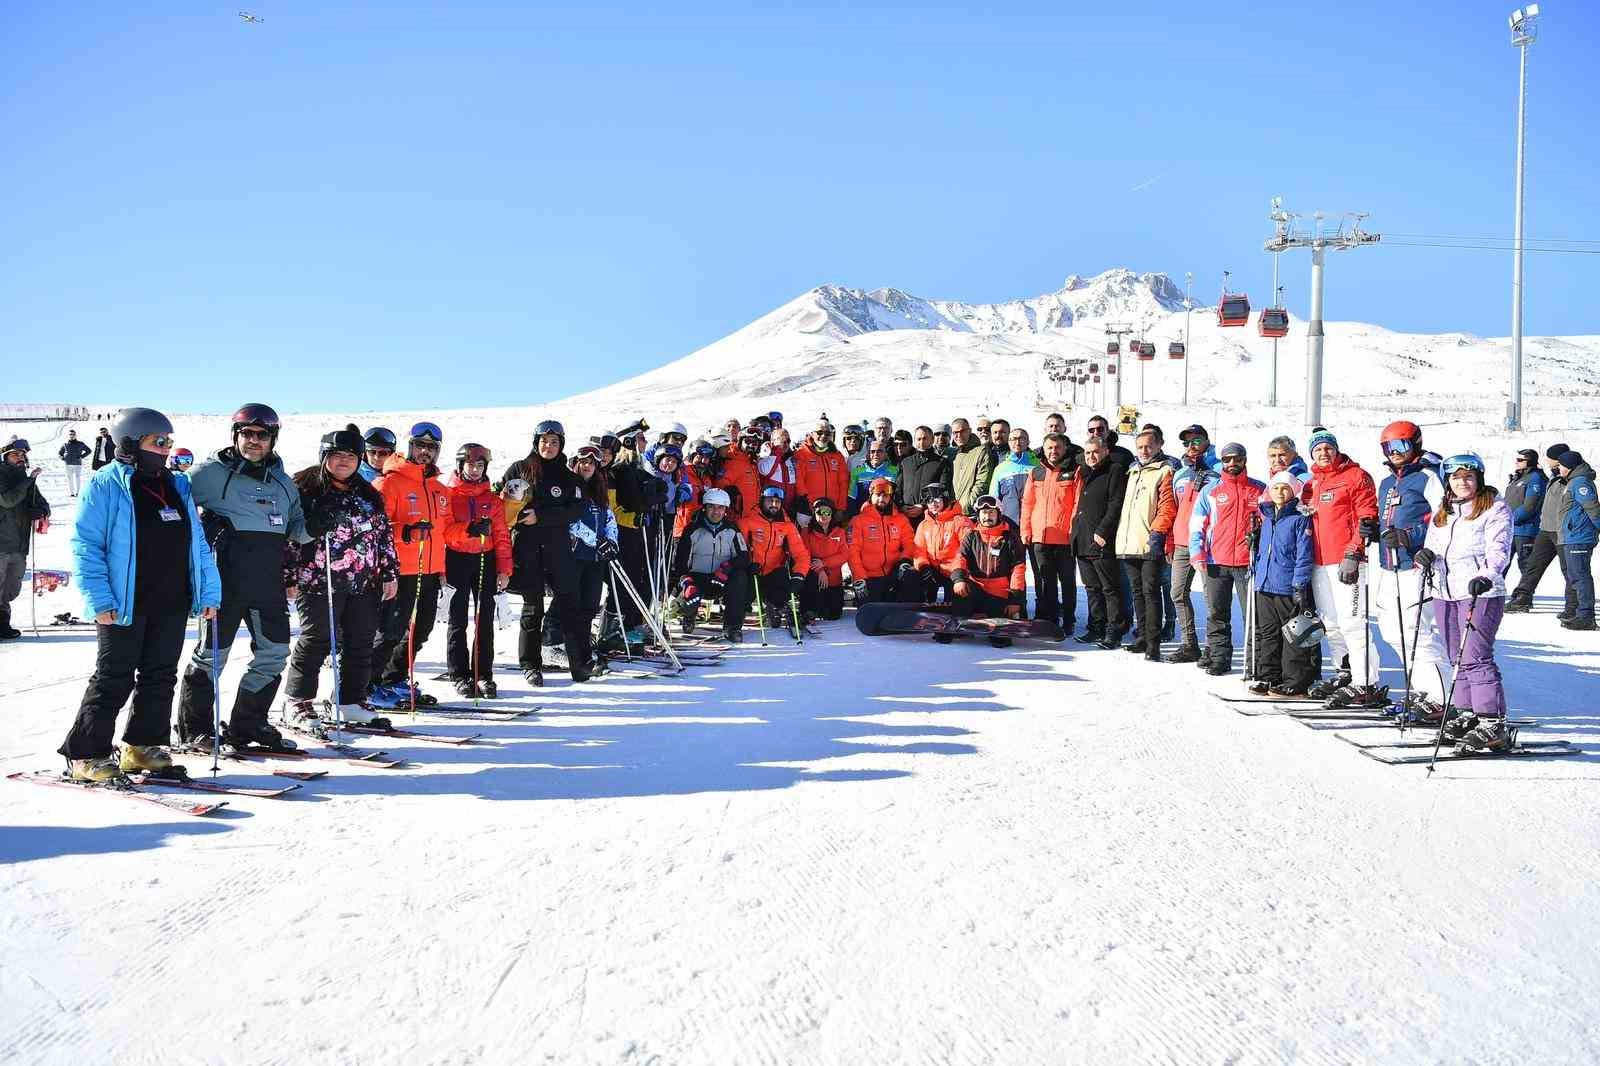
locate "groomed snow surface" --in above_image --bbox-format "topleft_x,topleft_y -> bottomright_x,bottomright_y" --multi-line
4,490 -> 1599,1064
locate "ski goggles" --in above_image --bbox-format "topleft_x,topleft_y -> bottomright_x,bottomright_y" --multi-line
365,427 -> 397,448
974,494 -> 1000,511
572,446 -> 602,466
812,503 -> 835,516
1441,453 -> 1485,478
146,434 -> 174,449
170,453 -> 194,469
1381,439 -> 1414,458
409,422 -> 444,444
4,438 -> 30,453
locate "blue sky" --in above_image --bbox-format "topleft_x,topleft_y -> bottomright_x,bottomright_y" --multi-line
5,1 -> 1598,412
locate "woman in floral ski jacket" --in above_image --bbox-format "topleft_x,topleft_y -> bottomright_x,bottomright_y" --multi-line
281,425 -> 400,725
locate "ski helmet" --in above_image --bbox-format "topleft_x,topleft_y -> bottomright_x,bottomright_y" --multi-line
660,421 -> 689,443
768,411 -> 784,425
702,487 -> 732,508
111,407 -> 175,458
1281,612 -> 1327,651
694,442 -> 716,461
920,482 -> 953,505
595,433 -> 621,455
760,485 -> 785,501
570,444 -> 602,468
364,426 -> 397,449
1,436 -> 30,457
169,447 -> 194,470
409,421 -> 443,445
456,442 -> 492,471
231,403 -> 281,445
655,443 -> 683,466
1441,453 -> 1485,480
974,494 -> 1000,512
320,424 -> 366,461
1379,420 -> 1422,458
534,419 -> 565,448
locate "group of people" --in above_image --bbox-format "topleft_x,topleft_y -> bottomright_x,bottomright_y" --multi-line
3,402 -> 1592,785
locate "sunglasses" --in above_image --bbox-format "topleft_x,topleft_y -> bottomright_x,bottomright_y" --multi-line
814,506 -> 834,516
367,447 -> 394,457
148,434 -> 174,448
236,428 -> 272,443
411,440 -> 440,450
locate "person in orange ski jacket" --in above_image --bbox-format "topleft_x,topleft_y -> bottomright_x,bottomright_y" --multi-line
847,477 -> 919,604
798,496 -> 850,621
950,495 -> 1028,642
793,419 -> 851,527
440,442 -> 511,696
911,483 -> 973,603
716,433 -> 761,518
372,421 -> 457,694
740,486 -> 812,627
1020,432 -> 1081,631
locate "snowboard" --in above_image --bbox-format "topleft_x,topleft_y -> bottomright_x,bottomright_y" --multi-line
853,602 -> 1063,642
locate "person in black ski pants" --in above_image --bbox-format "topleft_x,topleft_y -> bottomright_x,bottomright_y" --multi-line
568,444 -> 621,675
503,421 -> 587,685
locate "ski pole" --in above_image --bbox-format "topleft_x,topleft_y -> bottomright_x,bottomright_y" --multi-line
1428,594 -> 1480,775
323,533 -> 344,727
784,561 -> 805,644
607,571 -> 632,663
208,613 -> 222,778
29,536 -> 38,637
473,528 -> 487,707
407,538 -> 425,718
608,560 -> 682,672
752,566 -> 769,647
1390,545 -> 1413,731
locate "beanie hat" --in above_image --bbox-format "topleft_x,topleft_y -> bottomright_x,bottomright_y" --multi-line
1546,442 -> 1570,461
320,423 -> 365,461
1558,451 -> 1583,469
1308,427 -> 1339,454
869,476 -> 895,496
1219,442 -> 1246,460
1517,448 -> 1539,465
1269,469 -> 1304,494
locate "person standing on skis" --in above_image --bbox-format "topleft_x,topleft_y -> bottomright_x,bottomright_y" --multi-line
1373,420 -> 1450,722
1300,428 -> 1384,708
281,425 -> 399,726
501,421 -> 587,686
176,403 -> 309,752
369,421 -> 456,707
442,442 -> 512,698
1189,442 -> 1265,676
567,444 -> 621,678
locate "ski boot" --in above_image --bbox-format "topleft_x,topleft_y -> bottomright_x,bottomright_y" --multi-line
1246,680 -> 1272,696
1397,694 -> 1446,727
1308,671 -> 1353,701
366,683 -> 407,710
229,720 -> 297,752
67,756 -> 125,783
480,679 -> 498,699
282,697 -> 327,733
1458,716 -> 1514,753
523,667 -> 544,688
453,677 -> 480,699
1268,683 -> 1309,699
1322,683 -> 1389,710
1440,708 -> 1479,743
117,744 -> 174,774
680,603 -> 698,636
337,703 -> 391,728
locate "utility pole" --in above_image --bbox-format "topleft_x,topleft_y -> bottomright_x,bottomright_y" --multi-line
1507,4 -> 1541,431
1265,199 -> 1381,431
1184,272 -> 1193,408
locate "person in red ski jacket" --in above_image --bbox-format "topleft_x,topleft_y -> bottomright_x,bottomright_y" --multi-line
950,495 -> 1028,644
798,496 -> 850,621
441,443 -> 511,695
716,433 -> 761,517
1300,427 -> 1383,703
793,419 -> 851,527
1187,442 -> 1265,675
911,483 -> 973,603
740,487 -> 811,627
846,477 -> 919,604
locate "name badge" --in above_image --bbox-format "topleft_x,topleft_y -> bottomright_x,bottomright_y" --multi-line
268,512 -> 285,527
159,507 -> 182,523
355,520 -> 372,532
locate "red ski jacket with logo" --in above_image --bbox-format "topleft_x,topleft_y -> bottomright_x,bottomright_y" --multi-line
1301,453 -> 1378,566
1188,469 -> 1265,568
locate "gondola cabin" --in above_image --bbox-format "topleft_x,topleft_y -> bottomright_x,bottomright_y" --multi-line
1218,294 -> 1251,327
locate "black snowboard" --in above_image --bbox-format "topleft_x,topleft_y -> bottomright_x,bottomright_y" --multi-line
854,602 -> 1063,642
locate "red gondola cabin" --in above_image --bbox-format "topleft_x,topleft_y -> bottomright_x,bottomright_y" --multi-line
1218,294 -> 1251,327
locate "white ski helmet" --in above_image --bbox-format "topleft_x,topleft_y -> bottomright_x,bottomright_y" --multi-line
661,421 -> 689,441
701,487 -> 731,508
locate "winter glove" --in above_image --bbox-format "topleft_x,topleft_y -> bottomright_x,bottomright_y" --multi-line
1294,586 -> 1315,613
1467,576 -> 1493,597
1358,516 -> 1379,544
641,478 -> 668,509
402,520 -> 433,543
466,517 -> 492,537
305,500 -> 340,538
200,511 -> 235,553
1245,527 -> 1261,552
1147,532 -> 1166,555
712,562 -> 733,585
1379,526 -> 1410,550
596,539 -> 619,563
1411,546 -> 1436,571
852,579 -> 868,600
1338,553 -> 1361,585
1205,563 -> 1221,580
678,576 -> 701,609
789,574 -> 805,596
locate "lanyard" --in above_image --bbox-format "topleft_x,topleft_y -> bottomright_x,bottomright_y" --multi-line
138,478 -> 171,510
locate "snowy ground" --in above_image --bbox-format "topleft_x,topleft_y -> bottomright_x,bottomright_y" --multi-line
4,451 -> 1600,1064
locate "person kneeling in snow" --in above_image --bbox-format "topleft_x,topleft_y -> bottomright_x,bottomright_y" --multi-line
948,495 -> 1027,646
740,486 -> 811,632
670,488 -> 752,642
798,497 -> 849,622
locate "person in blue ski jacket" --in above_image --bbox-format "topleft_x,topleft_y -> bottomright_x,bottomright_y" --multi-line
1502,448 -> 1547,578
1248,470 -> 1317,697
568,444 -> 622,674
989,427 -> 1040,526
1373,420 -> 1448,715
359,427 -> 396,483
59,407 -> 221,783
1555,450 -> 1600,630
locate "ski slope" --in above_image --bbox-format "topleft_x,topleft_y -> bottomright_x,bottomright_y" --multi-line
3,452 -> 1599,1064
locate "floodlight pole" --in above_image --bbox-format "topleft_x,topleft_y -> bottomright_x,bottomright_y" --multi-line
1507,4 -> 1539,431
1264,202 -> 1380,432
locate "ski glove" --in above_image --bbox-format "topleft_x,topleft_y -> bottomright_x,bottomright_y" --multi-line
1338,553 -> 1361,585
852,579 -> 868,600
305,500 -> 340,538
678,576 -> 701,609
402,520 -> 433,543
712,562 -> 733,585
1379,526 -> 1410,550
1147,532 -> 1166,555
789,575 -> 805,595
1358,516 -> 1379,544
1467,576 -> 1493,597
1205,562 -> 1222,580
1294,586 -> 1315,613
596,539 -> 619,563
466,517 -> 492,537
1411,546 -> 1436,571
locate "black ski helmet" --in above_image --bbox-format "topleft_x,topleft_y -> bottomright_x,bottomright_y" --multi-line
920,482 -> 953,505
456,442 -> 491,471
320,423 -> 366,462
111,407 -> 175,459
364,426 -> 397,449
231,402 -> 281,445
535,420 -> 565,448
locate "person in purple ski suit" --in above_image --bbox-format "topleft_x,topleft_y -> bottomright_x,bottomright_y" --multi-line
1415,453 -> 1513,752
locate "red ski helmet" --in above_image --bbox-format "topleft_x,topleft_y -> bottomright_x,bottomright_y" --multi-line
1379,419 -> 1422,458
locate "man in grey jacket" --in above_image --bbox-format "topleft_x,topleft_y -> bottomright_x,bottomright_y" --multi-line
176,403 -> 309,750
1506,442 -> 1572,614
